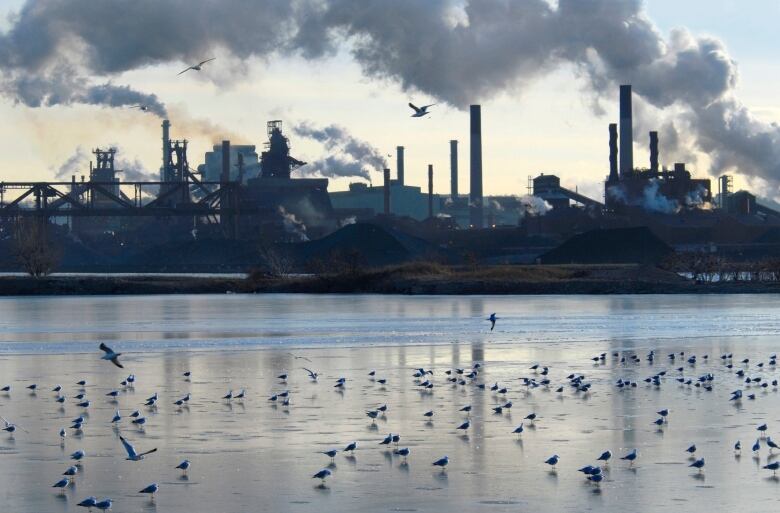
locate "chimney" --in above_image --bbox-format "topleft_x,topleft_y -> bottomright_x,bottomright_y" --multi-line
161,119 -> 171,181
396,146 -> 405,185
608,123 -> 618,182
428,164 -> 434,218
619,85 -> 633,176
221,140 -> 230,184
383,168 -> 391,215
469,105 -> 483,229
649,131 -> 659,173
674,162 -> 686,173
450,140 -> 458,199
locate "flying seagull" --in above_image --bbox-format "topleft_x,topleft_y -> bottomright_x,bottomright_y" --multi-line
119,435 -> 157,461
130,105 -> 149,112
178,58 -> 216,75
408,102 -> 436,118
99,343 -> 123,368
487,313 -> 498,331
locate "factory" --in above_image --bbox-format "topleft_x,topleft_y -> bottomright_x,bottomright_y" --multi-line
3,83 -> 780,271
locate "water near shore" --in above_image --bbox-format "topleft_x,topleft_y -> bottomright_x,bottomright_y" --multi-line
1,294 -> 779,512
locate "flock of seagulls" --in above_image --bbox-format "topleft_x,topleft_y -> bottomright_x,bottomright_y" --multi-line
2,316 -> 780,510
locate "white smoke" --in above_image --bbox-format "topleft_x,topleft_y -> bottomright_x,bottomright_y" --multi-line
293,122 -> 387,180
339,215 -> 357,227
2,1 -> 780,190
517,195 -> 552,217
607,180 -> 681,214
53,146 -> 89,179
684,184 -> 711,210
279,206 -> 309,242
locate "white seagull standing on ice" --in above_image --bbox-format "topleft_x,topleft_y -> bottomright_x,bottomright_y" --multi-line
178,57 -> 216,75
99,343 -> 124,368
408,102 -> 436,118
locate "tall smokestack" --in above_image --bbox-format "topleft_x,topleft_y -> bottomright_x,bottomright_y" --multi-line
619,85 -> 633,176
221,140 -> 230,184
649,131 -> 659,173
383,168 -> 391,215
469,105 -> 483,229
608,123 -> 618,182
396,146 -> 405,185
450,140 -> 458,199
428,164 -> 434,218
161,119 -> 170,181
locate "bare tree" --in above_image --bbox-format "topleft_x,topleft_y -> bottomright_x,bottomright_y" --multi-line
12,218 -> 60,278
259,246 -> 294,278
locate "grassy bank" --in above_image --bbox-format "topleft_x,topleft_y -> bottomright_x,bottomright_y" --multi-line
3,262 -> 777,295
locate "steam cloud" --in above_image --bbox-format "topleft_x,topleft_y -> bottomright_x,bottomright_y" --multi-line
2,1 -> 779,189
54,146 -> 158,183
293,122 -> 386,179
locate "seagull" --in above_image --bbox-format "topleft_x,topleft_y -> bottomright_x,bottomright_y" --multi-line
408,102 -> 436,118
545,455 -> 559,469
487,313 -> 498,330
176,460 -> 191,474
178,57 -> 216,75
119,435 -> 157,461
313,468 -> 332,483
423,410 -> 434,419
94,499 -> 113,511
764,461 -> 780,475
753,439 -> 761,453
99,343 -> 123,368
395,447 -> 411,460
432,456 -> 449,469
63,465 -> 78,476
344,442 -> 357,454
111,411 -> 121,423
689,458 -> 705,472
77,496 -> 98,510
621,449 -> 637,465
686,444 -> 697,455
456,420 -> 470,431
52,477 -> 70,492
734,440 -> 741,453
597,450 -> 612,463
322,449 -> 338,460
130,105 -> 149,112
303,368 -> 319,381
512,424 -> 524,436
139,483 -> 159,499
71,449 -> 85,461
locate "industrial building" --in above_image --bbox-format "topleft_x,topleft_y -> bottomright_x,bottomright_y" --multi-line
4,82 -> 780,272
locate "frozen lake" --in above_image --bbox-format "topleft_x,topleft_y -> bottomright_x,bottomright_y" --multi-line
0,294 -> 779,512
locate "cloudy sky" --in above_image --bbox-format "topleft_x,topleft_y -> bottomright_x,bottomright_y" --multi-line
0,0 -> 779,202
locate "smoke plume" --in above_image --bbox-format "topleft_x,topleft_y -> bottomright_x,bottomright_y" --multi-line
2,1 -> 780,189
293,122 -> 386,179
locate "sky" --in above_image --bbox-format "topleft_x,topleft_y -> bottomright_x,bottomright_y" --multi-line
0,0 -> 779,203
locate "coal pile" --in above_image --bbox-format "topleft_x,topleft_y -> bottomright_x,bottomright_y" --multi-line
295,223 -> 446,268
540,226 -> 672,264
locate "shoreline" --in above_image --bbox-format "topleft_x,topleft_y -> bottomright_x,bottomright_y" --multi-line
2,264 -> 780,295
